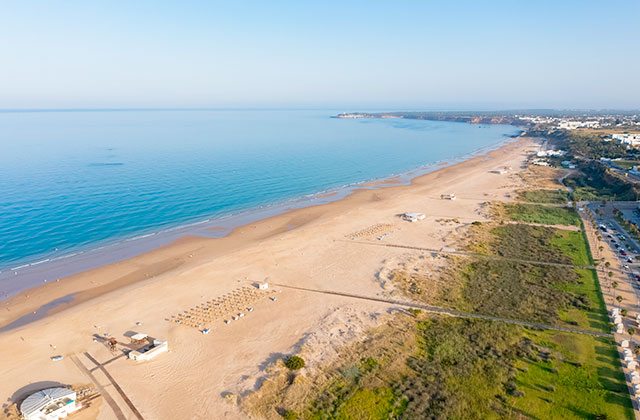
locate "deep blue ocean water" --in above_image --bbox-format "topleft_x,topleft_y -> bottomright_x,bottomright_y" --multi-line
0,110 -> 517,271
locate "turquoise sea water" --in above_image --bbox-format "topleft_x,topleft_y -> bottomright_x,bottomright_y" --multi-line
0,110 -> 517,274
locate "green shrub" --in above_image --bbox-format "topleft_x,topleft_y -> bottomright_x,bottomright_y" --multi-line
284,355 -> 305,370
281,409 -> 298,420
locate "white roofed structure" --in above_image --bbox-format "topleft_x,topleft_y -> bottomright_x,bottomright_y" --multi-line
20,387 -> 77,420
401,212 -> 426,222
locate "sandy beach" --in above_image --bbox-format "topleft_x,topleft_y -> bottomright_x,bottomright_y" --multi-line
0,137 -> 536,419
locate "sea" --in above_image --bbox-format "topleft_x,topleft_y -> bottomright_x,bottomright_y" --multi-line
0,109 -> 519,296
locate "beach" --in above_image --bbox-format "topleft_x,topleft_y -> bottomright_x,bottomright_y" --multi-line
0,137 -> 536,419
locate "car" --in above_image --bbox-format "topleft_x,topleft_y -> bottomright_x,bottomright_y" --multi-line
621,251 -> 628,256
624,265 -> 630,269
628,257 -> 634,263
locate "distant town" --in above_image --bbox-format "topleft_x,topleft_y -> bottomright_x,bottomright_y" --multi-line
335,110 -> 640,133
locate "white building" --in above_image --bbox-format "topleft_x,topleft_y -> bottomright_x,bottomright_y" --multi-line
401,212 -> 426,222
531,159 -> 550,167
558,120 -> 600,130
128,338 -> 168,362
258,282 -> 269,290
20,387 -> 78,420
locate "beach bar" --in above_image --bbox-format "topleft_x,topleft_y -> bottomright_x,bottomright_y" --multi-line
128,334 -> 169,362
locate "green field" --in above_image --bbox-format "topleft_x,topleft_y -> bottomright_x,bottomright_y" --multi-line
510,330 -> 632,419
518,189 -> 569,205
502,203 -> 581,226
300,317 -> 632,420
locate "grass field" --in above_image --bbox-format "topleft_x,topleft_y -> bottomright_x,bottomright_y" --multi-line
510,330 -> 633,419
518,189 -> 569,205
502,203 -> 581,226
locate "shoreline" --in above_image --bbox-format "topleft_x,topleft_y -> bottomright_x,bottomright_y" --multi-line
0,134 -> 516,302
0,137 -> 524,333
0,136 -> 535,419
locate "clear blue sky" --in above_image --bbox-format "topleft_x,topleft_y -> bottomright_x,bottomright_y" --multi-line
1,1 -> 638,110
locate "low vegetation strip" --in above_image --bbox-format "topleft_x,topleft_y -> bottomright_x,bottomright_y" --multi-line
501,203 -> 581,226
517,189 -> 569,205
267,316 -> 632,420
454,223 -> 609,333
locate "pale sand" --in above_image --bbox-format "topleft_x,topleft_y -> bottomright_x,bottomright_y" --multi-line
0,138 -> 536,419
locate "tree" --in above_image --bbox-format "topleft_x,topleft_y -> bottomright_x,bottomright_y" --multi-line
629,327 -> 636,336
608,271 -> 614,278
284,355 -> 305,370
599,246 -> 604,252
605,261 -> 611,268
612,281 -> 619,289
616,295 -> 624,303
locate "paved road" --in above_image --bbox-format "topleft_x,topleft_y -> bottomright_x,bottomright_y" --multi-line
272,283 -> 611,338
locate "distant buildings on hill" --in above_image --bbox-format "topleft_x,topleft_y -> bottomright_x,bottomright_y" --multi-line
612,133 -> 640,147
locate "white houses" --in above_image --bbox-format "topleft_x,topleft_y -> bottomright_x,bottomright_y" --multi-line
258,282 -> 269,290
20,387 -> 78,420
613,133 -> 640,147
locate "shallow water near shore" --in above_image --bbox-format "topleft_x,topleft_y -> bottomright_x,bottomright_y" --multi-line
0,109 -> 518,296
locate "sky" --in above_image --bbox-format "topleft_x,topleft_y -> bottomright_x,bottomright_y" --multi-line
1,1 -> 639,110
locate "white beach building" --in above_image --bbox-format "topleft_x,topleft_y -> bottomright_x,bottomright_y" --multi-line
128,337 -> 168,362
401,212 -> 426,222
20,387 -> 78,420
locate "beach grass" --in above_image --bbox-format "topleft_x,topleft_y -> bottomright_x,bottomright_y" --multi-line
518,189 -> 569,205
502,203 -> 581,226
510,330 -> 633,419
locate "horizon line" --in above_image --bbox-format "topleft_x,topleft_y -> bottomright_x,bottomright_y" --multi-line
1,107 -> 640,114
